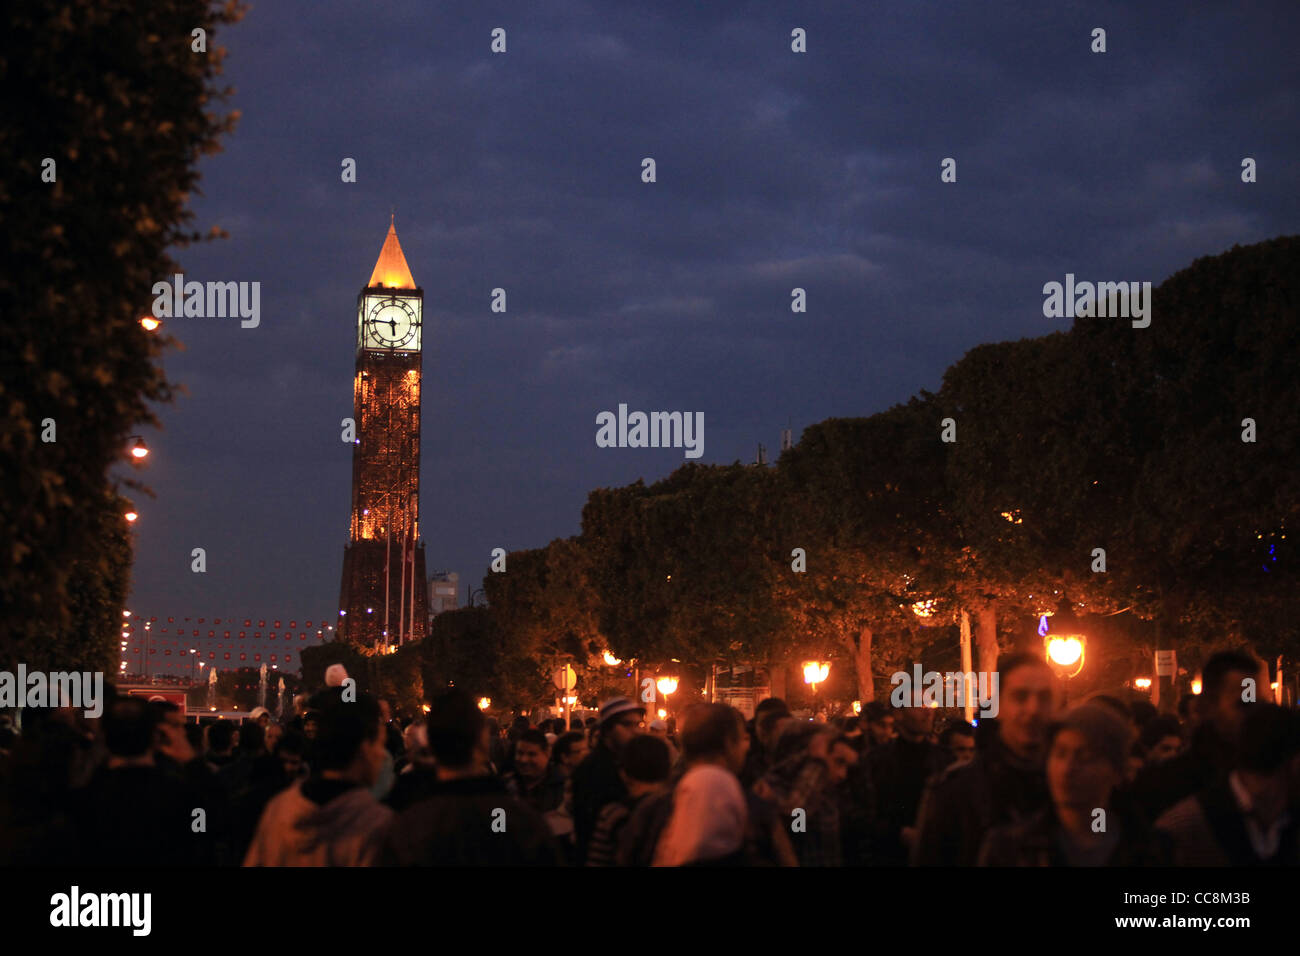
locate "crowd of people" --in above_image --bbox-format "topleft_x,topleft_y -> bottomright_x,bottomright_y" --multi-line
1,649 -> 1297,866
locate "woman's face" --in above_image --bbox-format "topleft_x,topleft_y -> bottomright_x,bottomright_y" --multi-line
1048,728 -> 1119,812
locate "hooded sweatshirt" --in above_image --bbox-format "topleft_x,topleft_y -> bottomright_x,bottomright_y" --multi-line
243,778 -> 392,867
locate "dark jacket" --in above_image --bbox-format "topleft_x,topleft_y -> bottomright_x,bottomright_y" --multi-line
1131,722 -> 1234,821
1156,778 -> 1300,867
570,743 -> 627,864
503,764 -> 566,815
866,735 -> 951,865
381,775 -> 562,866
978,805 -> 1171,866
911,733 -> 1050,866
71,764 -> 211,866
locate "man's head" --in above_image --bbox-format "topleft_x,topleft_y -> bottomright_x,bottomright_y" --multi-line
312,688 -> 387,786
996,653 -> 1057,759
276,732 -> 306,778
863,702 -> 895,745
1046,703 -> 1132,815
554,731 -> 588,773
302,713 -> 319,740
680,703 -> 749,774
1200,650 -> 1262,742
1233,705 -> 1300,820
238,719 -> 266,755
148,701 -> 185,755
940,721 -> 976,765
265,721 -> 283,752
825,734 -> 859,786
756,710 -> 793,752
207,719 -> 235,755
598,697 -> 645,754
513,729 -> 551,782
618,734 -> 673,796
897,705 -> 936,741
426,690 -> 489,772
1138,715 -> 1183,765
378,699 -> 392,724
773,721 -> 831,765
103,697 -> 154,759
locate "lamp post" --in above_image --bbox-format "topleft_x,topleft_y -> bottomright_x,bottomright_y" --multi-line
656,676 -> 678,719
1041,600 -> 1086,704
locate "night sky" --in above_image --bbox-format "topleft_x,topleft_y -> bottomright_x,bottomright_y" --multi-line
125,0 -> 1300,661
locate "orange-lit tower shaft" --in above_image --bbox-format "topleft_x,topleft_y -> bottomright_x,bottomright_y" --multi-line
338,219 -> 429,646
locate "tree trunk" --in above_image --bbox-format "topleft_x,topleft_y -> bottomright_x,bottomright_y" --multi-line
851,625 -> 874,702
975,600 -> 999,676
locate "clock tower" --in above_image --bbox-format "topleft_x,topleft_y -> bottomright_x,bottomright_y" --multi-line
338,217 -> 429,647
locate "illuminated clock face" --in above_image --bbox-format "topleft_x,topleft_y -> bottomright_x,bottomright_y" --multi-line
365,298 -> 418,349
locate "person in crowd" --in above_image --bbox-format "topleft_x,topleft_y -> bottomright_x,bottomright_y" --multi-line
238,719 -> 267,761
1130,700 -> 1158,733
264,720 -> 284,754
588,734 -> 673,866
545,730 -> 588,861
1138,715 -> 1184,766
755,724 -> 859,866
1132,650 -> 1260,819
553,731 -> 588,776
649,703 -> 751,866
382,690 -> 560,865
205,720 -> 238,773
71,697 -> 210,866
1157,702 -> 1300,865
244,689 -> 392,866
378,699 -> 405,759
940,720 -> 977,767
978,701 -> 1169,865
503,729 -> 566,813
396,720 -> 431,775
912,652 -> 1058,866
0,707 -> 93,865
484,716 -> 507,773
740,698 -> 792,788
868,704 -> 951,865
571,697 -> 644,864
617,704 -> 750,866
861,702 -> 897,753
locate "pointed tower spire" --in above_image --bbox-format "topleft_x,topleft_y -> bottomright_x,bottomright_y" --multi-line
368,216 -> 416,289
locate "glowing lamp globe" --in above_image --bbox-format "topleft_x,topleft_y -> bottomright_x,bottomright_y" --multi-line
1047,637 -> 1083,668
803,661 -> 831,685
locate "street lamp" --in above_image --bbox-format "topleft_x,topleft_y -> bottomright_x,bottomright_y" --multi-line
477,697 -> 491,711
140,316 -> 161,332
1041,602 -> 1087,705
656,675 -> 678,717
127,436 -> 149,460
802,660 -> 831,694
602,650 -> 622,666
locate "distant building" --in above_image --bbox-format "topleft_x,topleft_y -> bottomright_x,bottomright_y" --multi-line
429,571 -> 460,617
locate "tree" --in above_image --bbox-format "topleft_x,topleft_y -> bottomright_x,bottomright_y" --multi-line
581,464 -> 791,671
775,397 -> 960,699
0,0 -> 242,670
